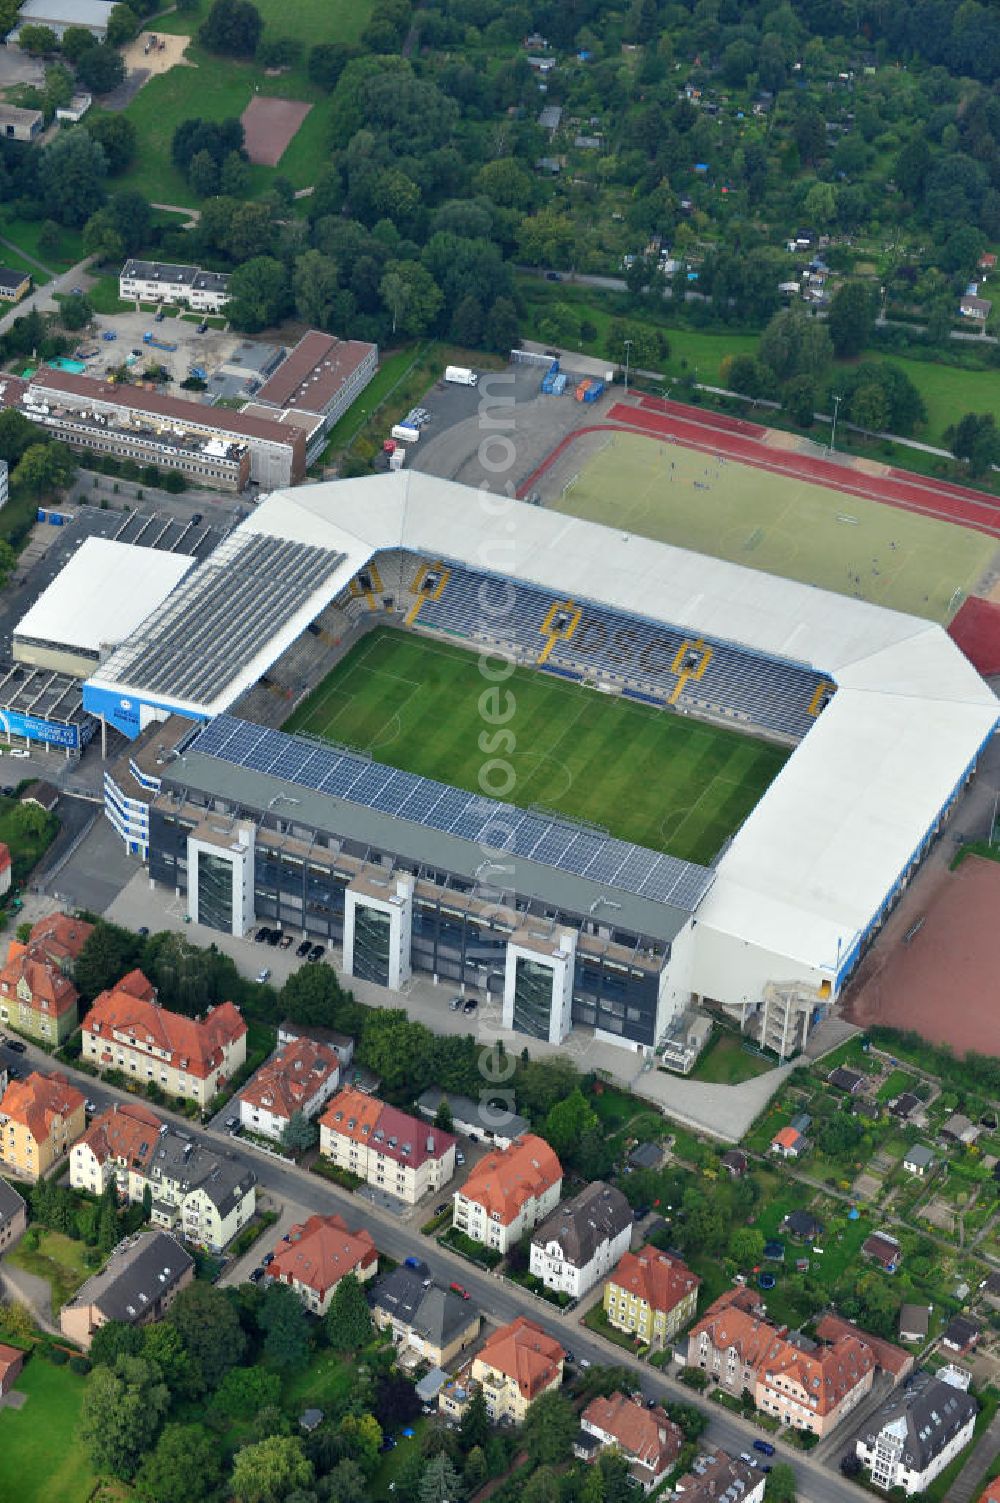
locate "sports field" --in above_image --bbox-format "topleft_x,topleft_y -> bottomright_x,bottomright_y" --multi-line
550,431 -> 996,622
284,629 -> 789,864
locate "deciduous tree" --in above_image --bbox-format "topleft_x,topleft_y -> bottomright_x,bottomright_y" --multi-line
324,1272 -> 372,1352
135,1422 -> 223,1503
230,1435 -> 313,1503
199,0 -> 261,57
78,1355 -> 170,1479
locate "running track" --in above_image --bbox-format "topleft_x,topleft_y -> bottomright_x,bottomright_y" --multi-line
516,394 -> 1000,540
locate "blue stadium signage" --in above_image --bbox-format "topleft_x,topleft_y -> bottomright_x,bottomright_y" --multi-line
0,710 -> 80,749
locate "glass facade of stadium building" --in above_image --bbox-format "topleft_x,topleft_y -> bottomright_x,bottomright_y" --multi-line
148,798 -> 667,1049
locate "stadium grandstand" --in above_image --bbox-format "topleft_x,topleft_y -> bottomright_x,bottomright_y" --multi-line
93,474 -> 998,1060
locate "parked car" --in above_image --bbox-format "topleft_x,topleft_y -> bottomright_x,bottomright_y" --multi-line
197,320 -> 208,332
85,1100 -> 97,1116
249,1267 -> 264,1282
753,1441 -> 775,1457
262,1252 -> 275,1266
455,1151 -> 465,1165
190,512 -> 203,525
225,1117 -> 238,1130
463,998 -> 477,1014
279,934 -> 293,950
449,996 -> 463,1010
296,939 -> 312,957
308,944 -> 325,962
256,967 -> 271,984
266,930 -> 280,947
449,1282 -> 470,1300
154,309 -> 165,322
7,1040 -> 26,1054
255,927 -> 270,942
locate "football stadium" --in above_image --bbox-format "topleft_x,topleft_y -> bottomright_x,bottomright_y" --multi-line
89,472 -> 998,1062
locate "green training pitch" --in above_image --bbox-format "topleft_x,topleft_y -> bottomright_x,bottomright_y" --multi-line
284,628 -> 789,865
548,431 -> 996,624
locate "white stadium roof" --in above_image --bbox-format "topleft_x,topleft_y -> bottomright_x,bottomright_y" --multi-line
14,536 -> 195,657
86,472 -> 998,991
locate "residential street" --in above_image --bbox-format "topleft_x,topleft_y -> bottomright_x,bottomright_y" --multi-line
0,1033 -> 870,1503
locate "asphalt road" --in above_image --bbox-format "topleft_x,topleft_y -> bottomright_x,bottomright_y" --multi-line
0,1034 -> 869,1503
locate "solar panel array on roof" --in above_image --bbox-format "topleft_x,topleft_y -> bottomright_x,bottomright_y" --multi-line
191,715 -> 714,910
98,534 -> 343,705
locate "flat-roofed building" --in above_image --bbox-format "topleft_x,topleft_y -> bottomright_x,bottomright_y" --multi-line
254,330 -> 377,438
0,104 -> 43,141
13,538 -> 195,678
119,260 -> 230,312
22,369 -> 305,490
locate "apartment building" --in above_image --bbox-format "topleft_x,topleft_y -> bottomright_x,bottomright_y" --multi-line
530,1181 -> 632,1299
60,1230 -> 194,1351
575,1392 -> 684,1492
856,1371 -> 978,1494
603,1245 -> 700,1348
452,1134 -> 562,1255
372,1265 -> 481,1367
269,1213 -> 377,1315
146,1131 -> 256,1253
81,970 -> 247,1109
673,1447 -> 764,1503
469,1316 -> 566,1424
319,1087 -> 456,1205
238,1036 -> 341,1141
24,911 -> 94,973
687,1288 -> 877,1438
0,1070 -> 85,1180
0,942 -> 80,1044
22,370 -> 306,490
70,1100 -> 163,1202
0,1178 -> 27,1253
120,260 -> 230,312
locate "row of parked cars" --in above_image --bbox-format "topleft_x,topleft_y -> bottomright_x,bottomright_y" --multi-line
254,927 -> 326,962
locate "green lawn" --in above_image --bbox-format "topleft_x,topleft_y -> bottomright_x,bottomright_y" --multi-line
8,1231 -> 94,1314
107,0 -> 374,205
322,344 -> 425,455
0,802 -> 59,887
554,429 -> 995,623
283,628 -> 789,863
280,1347 -> 355,1414
688,1031 -> 776,1086
0,217 -> 85,275
0,1356 -> 95,1503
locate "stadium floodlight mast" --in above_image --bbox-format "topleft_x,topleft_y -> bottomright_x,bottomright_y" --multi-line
623,338 -> 633,394
829,392 -> 843,454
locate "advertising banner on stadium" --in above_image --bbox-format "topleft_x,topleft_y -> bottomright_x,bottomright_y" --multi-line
0,710 -> 81,749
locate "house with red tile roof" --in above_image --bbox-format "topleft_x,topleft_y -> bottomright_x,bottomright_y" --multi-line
81,971 -> 246,1109
688,1290 -> 881,1437
270,1213 -> 377,1314
771,1125 -> 808,1158
26,912 -> 93,972
576,1392 -> 684,1491
470,1316 -> 565,1423
238,1036 -> 341,1142
0,1070 -> 86,1180
453,1134 -> 562,1253
319,1087 -> 456,1205
814,1312 -> 913,1384
0,941 -> 80,1044
603,1245 -> 700,1348
69,1100 -> 163,1202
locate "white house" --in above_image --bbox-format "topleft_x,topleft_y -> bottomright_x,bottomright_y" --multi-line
238,1036 -> 341,1142
453,1134 -> 562,1255
119,259 -> 230,313
855,1373 -> 977,1494
530,1181 -> 632,1299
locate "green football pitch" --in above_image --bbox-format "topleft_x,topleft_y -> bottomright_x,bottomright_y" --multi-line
549,431 -> 996,623
284,628 -> 789,864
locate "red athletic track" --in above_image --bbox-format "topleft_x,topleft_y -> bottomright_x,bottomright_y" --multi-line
516,394 -> 1000,541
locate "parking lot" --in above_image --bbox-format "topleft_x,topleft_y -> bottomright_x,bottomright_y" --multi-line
409,360 -> 616,493
83,308 -> 246,390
